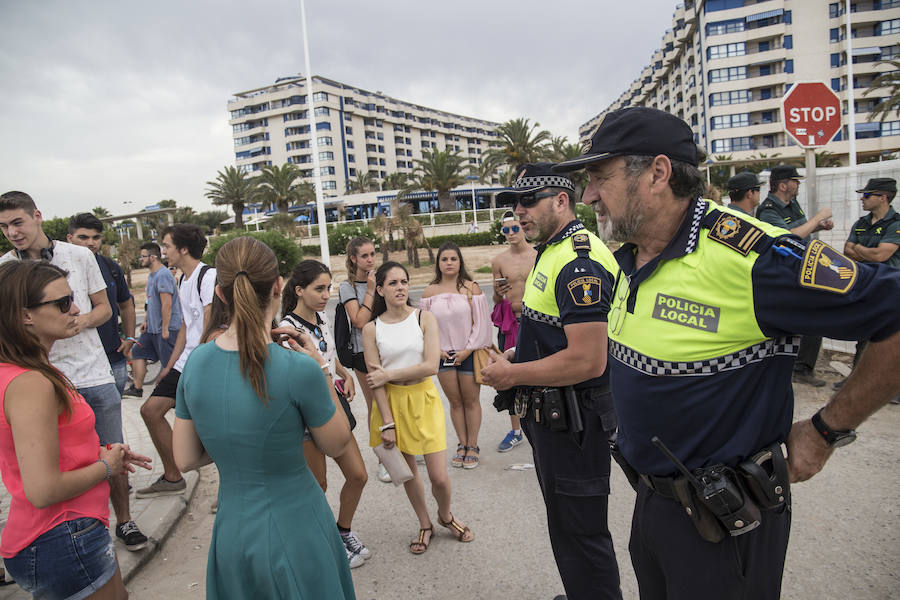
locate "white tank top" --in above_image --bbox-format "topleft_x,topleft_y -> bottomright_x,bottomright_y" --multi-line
375,310 -> 424,371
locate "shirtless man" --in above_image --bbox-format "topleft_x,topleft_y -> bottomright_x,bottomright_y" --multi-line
491,210 -> 537,452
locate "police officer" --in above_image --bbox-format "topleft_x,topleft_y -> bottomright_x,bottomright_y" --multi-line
757,164 -> 834,387
554,106 -> 900,600
836,177 -> 900,391
481,163 -> 622,600
725,172 -> 760,216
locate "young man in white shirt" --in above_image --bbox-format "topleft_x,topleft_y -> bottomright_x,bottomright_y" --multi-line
137,224 -> 215,498
0,191 -> 149,550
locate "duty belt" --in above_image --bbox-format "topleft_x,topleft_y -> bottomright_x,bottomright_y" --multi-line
513,385 -> 612,433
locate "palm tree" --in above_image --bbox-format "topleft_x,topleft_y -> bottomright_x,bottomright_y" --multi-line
864,60 -> 900,123
548,136 -> 588,199
382,172 -> 408,191
257,163 -> 313,214
92,206 -> 111,218
347,171 -> 378,193
204,166 -> 258,229
484,117 -> 552,174
400,149 -> 468,212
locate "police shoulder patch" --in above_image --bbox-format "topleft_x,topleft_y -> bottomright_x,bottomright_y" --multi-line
572,232 -> 591,253
799,240 -> 857,294
567,276 -> 602,307
707,212 -> 766,256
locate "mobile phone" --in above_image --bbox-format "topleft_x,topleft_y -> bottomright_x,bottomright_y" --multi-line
442,351 -> 457,367
494,277 -> 508,286
334,379 -> 346,395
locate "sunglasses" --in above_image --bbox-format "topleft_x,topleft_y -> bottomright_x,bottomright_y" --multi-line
27,293 -> 74,313
862,192 -> 886,199
514,191 -> 558,209
501,225 -> 521,234
310,326 -> 328,353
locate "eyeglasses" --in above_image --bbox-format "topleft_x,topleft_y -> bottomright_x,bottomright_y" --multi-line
27,293 -> 74,313
862,192 -> 886,199
514,191 -> 558,209
607,273 -> 631,337
310,326 -> 328,353
501,225 -> 521,234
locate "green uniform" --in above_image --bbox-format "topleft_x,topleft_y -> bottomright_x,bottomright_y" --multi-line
848,206 -> 900,268
757,194 -> 807,240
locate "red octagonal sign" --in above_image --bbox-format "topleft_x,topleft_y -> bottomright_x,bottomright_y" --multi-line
782,81 -> 842,148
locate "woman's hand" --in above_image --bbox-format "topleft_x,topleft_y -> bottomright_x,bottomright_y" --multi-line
366,366 -> 391,388
365,269 -> 376,293
381,427 -> 396,450
123,447 -> 153,473
99,444 -> 126,476
453,349 -> 473,365
343,376 -> 356,400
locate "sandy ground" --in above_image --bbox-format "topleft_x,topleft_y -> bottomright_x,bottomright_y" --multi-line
127,335 -> 899,599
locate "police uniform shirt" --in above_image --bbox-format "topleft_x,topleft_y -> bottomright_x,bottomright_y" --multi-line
514,220 -> 616,390
608,199 -> 900,476
848,206 -> 900,268
757,193 -> 807,239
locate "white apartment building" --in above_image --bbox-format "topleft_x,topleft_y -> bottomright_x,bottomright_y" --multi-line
580,0 -> 900,165
228,75 -> 499,198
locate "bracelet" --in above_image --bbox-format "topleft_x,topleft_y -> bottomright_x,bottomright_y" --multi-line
98,459 -> 111,480
320,363 -> 329,372
360,304 -> 371,312
125,337 -> 136,342
379,422 -> 396,432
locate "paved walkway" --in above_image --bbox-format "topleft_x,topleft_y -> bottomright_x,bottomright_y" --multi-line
0,386 -> 199,598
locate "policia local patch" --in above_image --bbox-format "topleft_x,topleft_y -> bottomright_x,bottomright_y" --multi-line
567,276 -> 602,306
799,240 -> 857,294
651,293 -> 721,332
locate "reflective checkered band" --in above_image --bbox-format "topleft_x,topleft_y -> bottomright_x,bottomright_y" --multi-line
513,175 -> 575,192
686,199 -> 706,254
560,221 -> 585,239
523,305 -> 562,328
611,336 -> 801,376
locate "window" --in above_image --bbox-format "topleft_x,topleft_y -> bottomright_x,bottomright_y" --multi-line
879,20 -> 900,35
367,158 -> 378,166
831,53 -> 841,67
785,60 -> 794,74
784,35 -> 792,50
378,159 -> 386,166
366,143 -> 377,152
348,154 -> 355,163
709,90 -> 752,106
316,122 -> 331,131
348,167 -> 356,176
318,151 -> 334,161
829,3 -> 840,18
283,111 -> 307,122
883,45 -> 900,60
314,107 -> 330,117
760,88 -> 773,100
377,132 -> 384,140
322,181 -> 337,190
758,41 -> 770,53
711,114 -> 750,129
346,140 -> 354,149
378,145 -> 385,153
831,77 -> 842,91
312,92 -> 328,102
708,66 -> 747,83
345,126 -> 353,134
319,167 -> 335,176
708,43 -> 746,60
759,65 -> 771,76
882,121 -> 900,136
711,136 -> 752,152
316,136 -> 333,146
830,28 -> 840,43
706,0 -> 746,11
706,18 -> 744,36
761,111 -> 774,123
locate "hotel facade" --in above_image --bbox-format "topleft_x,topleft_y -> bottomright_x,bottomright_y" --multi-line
580,0 -> 900,165
227,75 -> 500,199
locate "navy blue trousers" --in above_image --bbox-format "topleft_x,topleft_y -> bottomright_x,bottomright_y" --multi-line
522,393 -> 622,600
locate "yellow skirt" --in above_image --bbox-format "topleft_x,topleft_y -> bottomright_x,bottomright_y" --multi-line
369,378 -> 447,455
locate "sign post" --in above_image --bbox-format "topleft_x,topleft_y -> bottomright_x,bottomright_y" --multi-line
782,82 -> 843,224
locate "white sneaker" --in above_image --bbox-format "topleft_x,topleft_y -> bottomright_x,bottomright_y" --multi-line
342,530 -> 371,560
377,463 -> 392,483
346,547 -> 365,569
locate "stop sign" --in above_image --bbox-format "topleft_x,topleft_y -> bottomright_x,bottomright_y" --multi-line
782,82 -> 842,148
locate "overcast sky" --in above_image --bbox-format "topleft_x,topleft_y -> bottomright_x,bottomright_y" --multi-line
1,0 -> 678,218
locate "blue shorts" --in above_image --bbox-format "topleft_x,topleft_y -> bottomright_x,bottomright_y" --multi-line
438,353 -> 475,374
110,359 -> 128,396
4,518 -> 118,600
78,383 -> 123,445
131,330 -> 177,367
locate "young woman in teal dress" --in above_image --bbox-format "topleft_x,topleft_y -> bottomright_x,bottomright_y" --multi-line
172,236 -> 356,599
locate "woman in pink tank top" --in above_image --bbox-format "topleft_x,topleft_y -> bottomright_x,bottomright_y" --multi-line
0,261 -> 150,600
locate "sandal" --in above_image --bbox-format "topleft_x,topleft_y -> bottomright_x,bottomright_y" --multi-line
409,526 -> 433,555
462,445 -> 480,469
438,513 -> 474,543
451,443 -> 465,468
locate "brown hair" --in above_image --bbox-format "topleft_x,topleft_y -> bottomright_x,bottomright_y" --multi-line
344,236 -> 373,282
214,237 -> 280,401
200,295 -> 229,344
0,191 -> 37,214
0,261 -> 76,417
430,242 -> 473,291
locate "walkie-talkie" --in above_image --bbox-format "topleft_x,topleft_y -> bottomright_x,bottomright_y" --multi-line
652,436 -> 761,537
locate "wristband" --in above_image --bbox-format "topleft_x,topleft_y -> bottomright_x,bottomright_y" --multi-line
98,459 -> 111,480
125,337 -> 136,342
320,363 -> 330,372
360,304 -> 371,312
379,422 -> 396,432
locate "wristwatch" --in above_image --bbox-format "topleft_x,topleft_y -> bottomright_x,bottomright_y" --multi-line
811,410 -> 857,448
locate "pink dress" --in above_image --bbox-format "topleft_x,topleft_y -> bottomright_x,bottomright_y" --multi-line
419,290 -> 493,352
0,363 -> 109,558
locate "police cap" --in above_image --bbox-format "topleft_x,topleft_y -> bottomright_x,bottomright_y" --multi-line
856,177 -> 897,194
727,172 -> 760,193
769,165 -> 804,183
496,163 -> 575,204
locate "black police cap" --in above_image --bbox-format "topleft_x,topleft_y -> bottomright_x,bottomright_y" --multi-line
554,107 -> 699,172
727,172 -> 760,193
856,177 -> 897,194
769,165 -> 804,183
496,163 -> 575,203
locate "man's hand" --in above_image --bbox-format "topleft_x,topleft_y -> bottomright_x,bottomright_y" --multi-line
140,322 -> 147,334
480,350 -> 515,391
496,279 -> 512,297
117,338 -> 135,357
162,328 -> 170,340
785,419 -> 833,483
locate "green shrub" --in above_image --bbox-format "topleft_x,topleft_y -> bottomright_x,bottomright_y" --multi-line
475,210 -> 492,221
433,212 -> 463,225
575,204 -> 599,236
427,231 -> 495,248
327,222 -> 376,255
413,215 -> 431,225
475,265 -> 492,273
203,230 -> 302,277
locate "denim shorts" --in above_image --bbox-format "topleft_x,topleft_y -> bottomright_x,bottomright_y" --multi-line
110,359 -> 128,397
78,383 -> 123,445
438,353 -> 475,374
4,518 -> 118,600
131,330 -> 177,367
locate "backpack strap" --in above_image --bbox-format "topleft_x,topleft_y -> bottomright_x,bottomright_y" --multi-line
196,264 -> 212,297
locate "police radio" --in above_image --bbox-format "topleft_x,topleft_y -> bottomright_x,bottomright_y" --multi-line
652,437 -> 761,537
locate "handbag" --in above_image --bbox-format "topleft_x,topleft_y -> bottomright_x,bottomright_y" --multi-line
335,383 -> 357,431
465,284 -> 499,386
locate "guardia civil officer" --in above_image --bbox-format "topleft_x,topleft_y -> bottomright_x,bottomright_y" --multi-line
481,164 -> 622,600
554,106 -> 900,600
725,172 -> 760,217
757,165 -> 834,387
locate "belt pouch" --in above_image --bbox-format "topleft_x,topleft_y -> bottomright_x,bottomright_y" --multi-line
672,477 -> 725,543
609,439 -> 640,492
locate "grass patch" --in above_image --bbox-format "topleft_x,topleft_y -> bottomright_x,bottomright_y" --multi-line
475,265 -> 492,273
